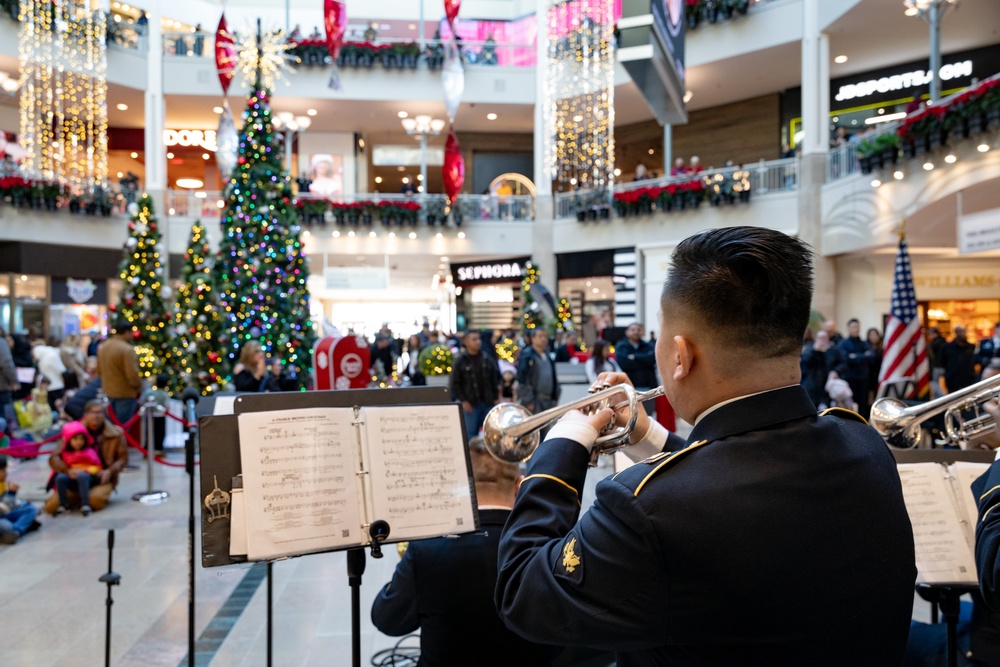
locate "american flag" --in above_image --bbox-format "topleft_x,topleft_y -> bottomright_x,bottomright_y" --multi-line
878,234 -> 930,399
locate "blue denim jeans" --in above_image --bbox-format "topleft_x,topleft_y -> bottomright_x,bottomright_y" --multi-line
0,501 -> 38,536
55,473 -> 94,508
463,403 -> 493,438
109,397 -> 138,425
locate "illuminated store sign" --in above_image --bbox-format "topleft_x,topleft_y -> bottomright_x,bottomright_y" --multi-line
835,61 -> 973,102
452,257 -> 531,285
163,129 -> 218,151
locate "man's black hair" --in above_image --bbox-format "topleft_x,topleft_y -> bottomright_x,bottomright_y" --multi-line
112,318 -> 132,335
662,226 -> 813,358
848,318 -> 860,326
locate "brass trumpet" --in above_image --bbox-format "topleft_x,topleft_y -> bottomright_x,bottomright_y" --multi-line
870,373 -> 1000,448
482,384 -> 665,465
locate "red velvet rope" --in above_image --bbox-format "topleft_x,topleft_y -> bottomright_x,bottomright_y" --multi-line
105,404 -> 199,468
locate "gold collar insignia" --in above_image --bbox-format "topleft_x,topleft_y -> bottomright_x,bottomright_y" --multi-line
562,537 -> 581,573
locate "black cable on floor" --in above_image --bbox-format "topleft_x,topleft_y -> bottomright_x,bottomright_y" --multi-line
370,634 -> 420,666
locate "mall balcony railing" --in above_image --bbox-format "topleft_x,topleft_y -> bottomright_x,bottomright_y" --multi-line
161,32 -> 536,68
165,190 -> 535,225
553,157 -> 798,220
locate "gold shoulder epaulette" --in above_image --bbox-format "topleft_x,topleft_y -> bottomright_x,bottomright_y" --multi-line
633,440 -> 710,497
819,407 -> 869,426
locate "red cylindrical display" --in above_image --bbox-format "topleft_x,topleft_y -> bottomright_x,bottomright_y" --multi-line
442,129 -> 465,203
313,336 -> 371,391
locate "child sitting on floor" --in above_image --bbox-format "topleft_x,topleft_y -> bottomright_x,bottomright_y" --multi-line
49,421 -> 101,516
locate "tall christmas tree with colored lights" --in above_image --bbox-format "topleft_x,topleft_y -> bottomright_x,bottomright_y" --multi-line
116,194 -> 174,380
521,262 -> 544,333
215,28 -> 315,371
169,221 -> 227,394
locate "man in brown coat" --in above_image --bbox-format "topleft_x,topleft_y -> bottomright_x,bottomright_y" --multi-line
96,318 -> 142,424
45,400 -> 129,514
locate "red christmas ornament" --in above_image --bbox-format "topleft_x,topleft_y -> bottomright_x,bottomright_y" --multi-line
214,14 -> 237,95
324,0 -> 347,61
208,352 -> 220,363
444,0 -> 461,30
442,128 -> 465,202
132,330 -> 141,340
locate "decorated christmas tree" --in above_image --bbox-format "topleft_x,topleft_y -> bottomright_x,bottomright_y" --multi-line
116,194 -> 174,380
556,297 -> 574,331
215,29 -> 316,371
169,221 -> 227,394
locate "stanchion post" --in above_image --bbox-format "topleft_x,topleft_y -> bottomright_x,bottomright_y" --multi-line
132,393 -> 169,504
180,387 -> 201,667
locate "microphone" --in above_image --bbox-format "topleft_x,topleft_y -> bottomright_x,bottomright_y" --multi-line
179,387 -> 201,405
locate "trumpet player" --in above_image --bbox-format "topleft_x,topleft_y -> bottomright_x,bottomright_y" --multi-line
495,226 -> 917,666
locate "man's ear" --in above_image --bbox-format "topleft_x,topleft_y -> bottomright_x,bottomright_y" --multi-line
673,335 -> 694,381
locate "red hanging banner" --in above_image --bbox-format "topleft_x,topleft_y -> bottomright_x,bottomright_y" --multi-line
444,0 -> 461,30
443,129 -> 465,202
214,14 -> 237,95
324,0 -> 348,61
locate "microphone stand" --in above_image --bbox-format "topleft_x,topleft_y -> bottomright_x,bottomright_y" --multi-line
180,387 -> 201,667
98,529 -> 121,667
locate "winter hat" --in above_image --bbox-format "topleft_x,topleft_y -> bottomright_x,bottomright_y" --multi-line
62,421 -> 94,446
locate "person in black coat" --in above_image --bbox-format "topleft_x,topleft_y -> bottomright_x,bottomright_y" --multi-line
449,330 -> 501,437
939,326 -> 978,393
496,227 -> 916,666
800,329 -> 841,409
371,437 -> 560,667
976,322 -> 1000,379
837,318 -> 874,417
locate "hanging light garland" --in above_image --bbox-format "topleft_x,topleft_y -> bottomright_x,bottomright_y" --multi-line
18,0 -> 108,190
544,0 -> 615,192
234,22 -> 293,91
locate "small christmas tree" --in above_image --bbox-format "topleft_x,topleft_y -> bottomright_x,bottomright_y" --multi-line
170,221 -> 227,394
556,297 -> 574,331
116,194 -> 173,380
215,30 -> 316,372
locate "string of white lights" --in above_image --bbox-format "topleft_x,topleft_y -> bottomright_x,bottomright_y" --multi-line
18,0 -> 108,190
544,0 -> 615,192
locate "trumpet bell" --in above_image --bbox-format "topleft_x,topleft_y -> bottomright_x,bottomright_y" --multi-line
869,396 -> 919,448
482,402 -> 539,463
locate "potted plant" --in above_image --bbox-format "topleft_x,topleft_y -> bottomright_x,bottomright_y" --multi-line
425,197 -> 446,226
875,132 -> 899,168
397,42 -> 421,69
425,41 -> 445,70
418,344 -> 453,386
41,181 -> 61,210
378,44 -> 398,69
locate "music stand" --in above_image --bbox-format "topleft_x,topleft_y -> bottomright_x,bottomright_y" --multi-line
892,447 -> 994,667
199,387 -> 472,667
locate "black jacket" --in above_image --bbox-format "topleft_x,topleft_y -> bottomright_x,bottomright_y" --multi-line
616,338 -> 657,388
800,342 -> 841,407
449,352 -> 500,406
939,338 -> 977,392
973,463 -> 1000,666
497,385 -> 916,666
371,509 -> 559,667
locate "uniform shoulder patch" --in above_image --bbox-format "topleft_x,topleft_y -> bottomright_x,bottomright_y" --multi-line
819,407 -> 869,426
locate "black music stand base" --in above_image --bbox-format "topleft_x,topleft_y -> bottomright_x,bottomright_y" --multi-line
347,548 -> 366,667
915,583 -> 977,667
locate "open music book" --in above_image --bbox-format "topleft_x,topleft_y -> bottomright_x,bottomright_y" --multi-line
897,461 -> 990,585
233,404 -> 477,561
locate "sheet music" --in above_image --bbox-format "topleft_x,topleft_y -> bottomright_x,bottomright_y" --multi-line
362,405 -> 476,541
238,408 -> 362,560
898,463 -> 978,584
952,462 -> 991,550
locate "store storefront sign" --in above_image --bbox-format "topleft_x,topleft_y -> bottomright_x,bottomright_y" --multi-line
163,129 -> 218,152
452,256 -> 531,286
51,277 -> 107,305
834,61 -> 973,102
957,208 -> 1000,255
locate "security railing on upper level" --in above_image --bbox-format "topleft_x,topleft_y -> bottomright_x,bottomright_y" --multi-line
165,190 -> 535,225
161,33 -> 536,68
554,157 -> 797,219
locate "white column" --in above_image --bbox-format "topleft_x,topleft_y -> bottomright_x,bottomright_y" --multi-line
533,0 -> 550,197
143,5 -> 166,194
800,0 -> 829,157
662,125 -> 672,176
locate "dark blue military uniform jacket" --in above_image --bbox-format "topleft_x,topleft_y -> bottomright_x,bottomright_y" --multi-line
371,509 -> 558,667
972,459 -> 1000,666
496,385 -> 917,666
